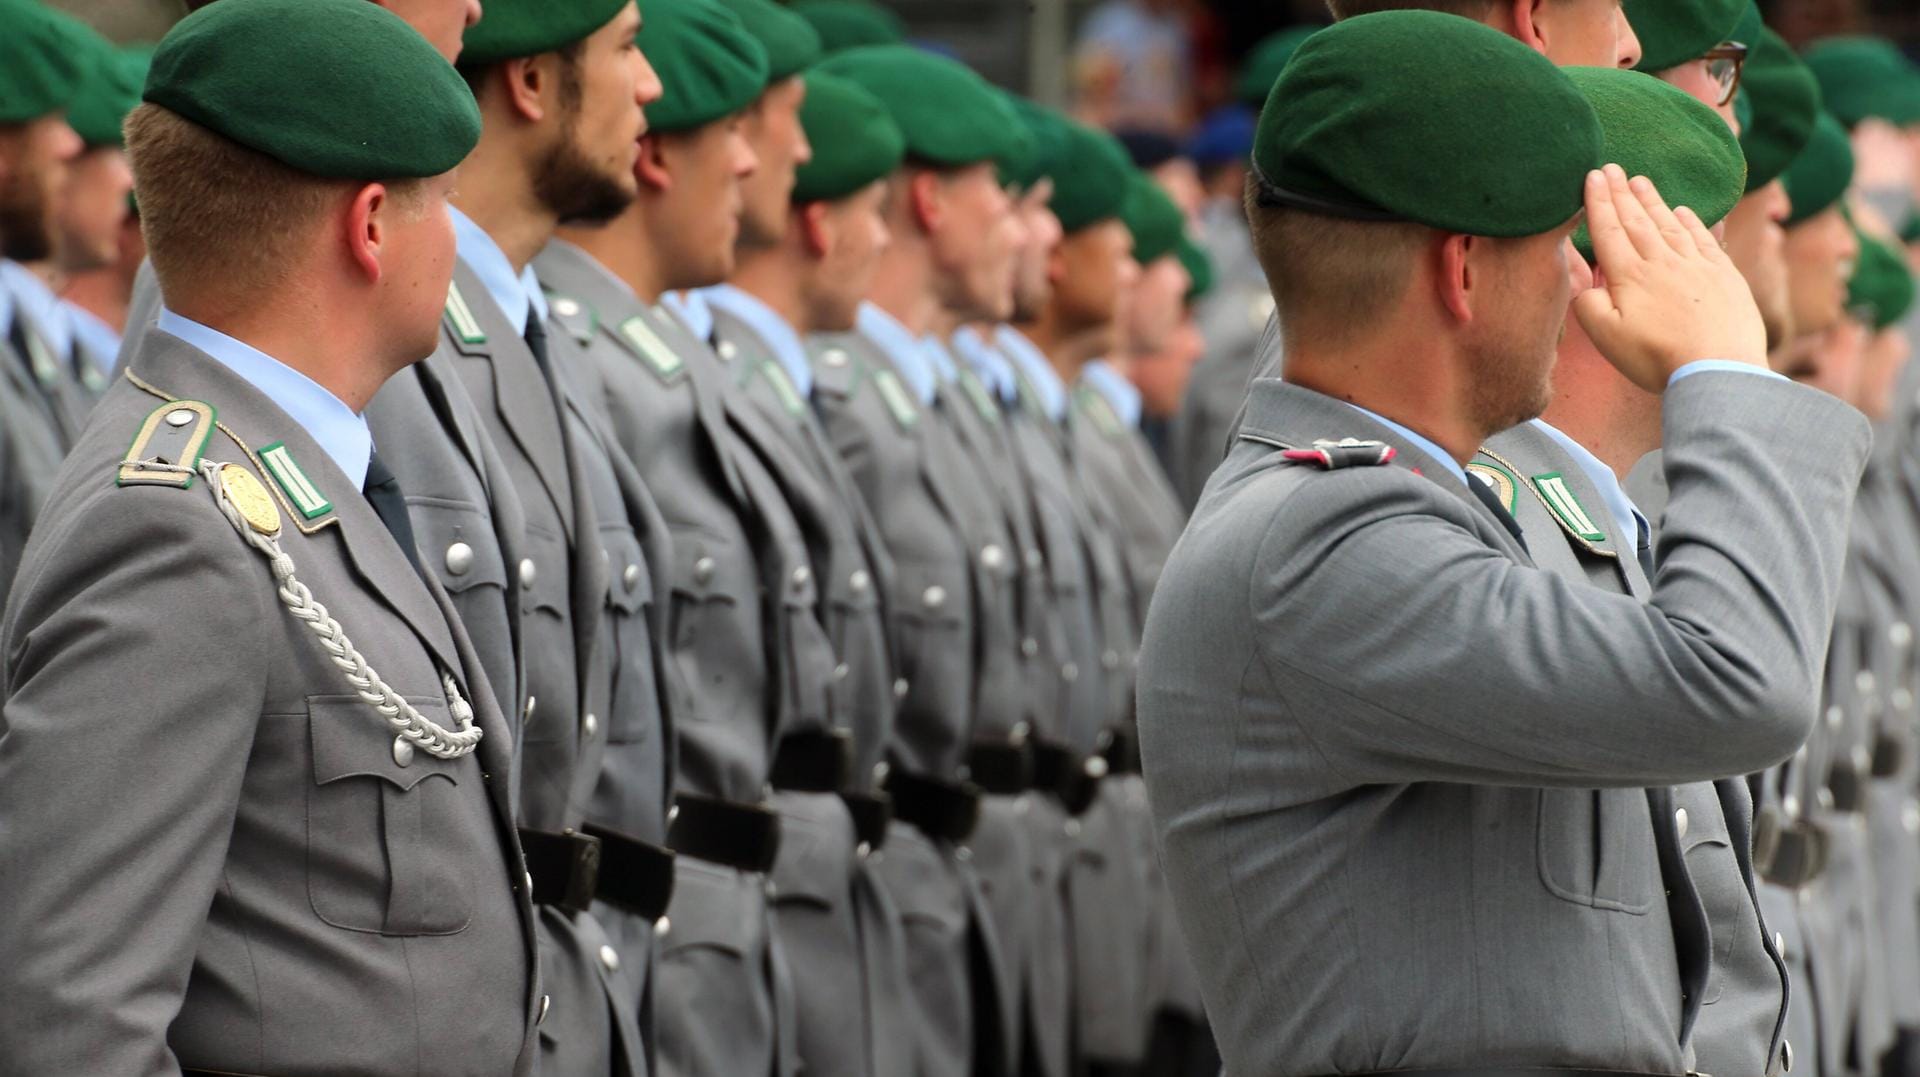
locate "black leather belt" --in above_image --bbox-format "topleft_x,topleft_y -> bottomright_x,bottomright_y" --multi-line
1099,726 -> 1140,775
885,769 -> 981,843
1314,1069 -> 1683,1077
1827,760 -> 1865,814
1872,732 -> 1906,777
1033,739 -> 1103,816
579,821 -> 675,921
965,739 -> 1034,795
1760,819 -> 1831,889
769,727 -> 853,793
841,790 -> 893,850
667,792 -> 782,874
518,826 -> 601,914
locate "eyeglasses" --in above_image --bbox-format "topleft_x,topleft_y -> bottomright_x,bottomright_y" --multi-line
1704,42 -> 1749,108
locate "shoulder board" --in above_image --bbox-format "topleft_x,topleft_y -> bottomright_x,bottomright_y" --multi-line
1076,384 -> 1124,439
443,281 -> 487,345
119,399 -> 218,488
1264,436 -> 1397,471
616,314 -> 687,383
757,360 -> 808,417
22,327 -> 62,388
957,370 -> 1003,426
1530,470 -> 1607,544
870,368 -> 919,431
1465,458 -> 1520,514
544,292 -> 598,347
808,339 -> 862,398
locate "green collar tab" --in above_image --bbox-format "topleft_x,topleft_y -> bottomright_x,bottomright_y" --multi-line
1532,471 -> 1606,543
260,441 -> 333,519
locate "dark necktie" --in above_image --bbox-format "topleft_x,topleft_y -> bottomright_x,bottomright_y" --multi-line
363,450 -> 425,579
1464,470 -> 1529,553
523,312 -> 553,377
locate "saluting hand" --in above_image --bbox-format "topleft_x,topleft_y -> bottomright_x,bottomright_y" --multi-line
1573,164 -> 1769,392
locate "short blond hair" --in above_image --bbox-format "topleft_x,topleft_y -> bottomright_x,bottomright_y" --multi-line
1245,183 -> 1433,350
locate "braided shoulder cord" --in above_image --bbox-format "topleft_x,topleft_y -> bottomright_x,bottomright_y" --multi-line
200,461 -> 482,759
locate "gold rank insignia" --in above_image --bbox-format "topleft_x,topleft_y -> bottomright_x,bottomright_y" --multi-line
218,463 -> 282,535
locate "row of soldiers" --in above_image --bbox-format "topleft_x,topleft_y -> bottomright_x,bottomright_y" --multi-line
1146,3 -> 1920,1077
0,1 -> 1218,1076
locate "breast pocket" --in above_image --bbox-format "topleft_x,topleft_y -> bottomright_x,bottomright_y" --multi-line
411,497 -> 508,600
892,559 -> 968,692
1677,789 -> 1738,1003
306,695 -> 476,935
668,527 -> 741,657
602,523 -> 660,745
1536,788 -> 1657,914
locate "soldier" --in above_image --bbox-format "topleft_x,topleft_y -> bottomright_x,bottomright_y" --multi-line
0,0 -> 82,603
703,69 -> 924,1077
0,3 -> 543,1074
1719,23 -> 1819,357
53,43 -> 146,393
364,1 -> 676,1073
790,0 -> 906,54
1139,13 -> 1868,1075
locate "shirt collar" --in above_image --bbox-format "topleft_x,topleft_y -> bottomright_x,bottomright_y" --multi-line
155,308 -> 373,489
950,326 -> 1018,402
994,325 -> 1067,422
662,289 -> 714,342
701,284 -> 812,399
2,260 -> 74,359
1340,400 -> 1467,486
0,272 -> 14,340
65,301 -> 121,379
857,302 -> 936,405
1528,418 -> 1650,550
920,335 -> 959,384
450,206 -> 546,335
1080,360 -> 1142,428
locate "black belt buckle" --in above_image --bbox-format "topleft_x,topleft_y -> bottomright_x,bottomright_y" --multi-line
841,790 -> 893,850
1828,760 -> 1864,813
1871,732 -> 1906,778
518,827 -> 603,914
1033,739 -> 1102,815
1751,805 -> 1782,878
667,793 -> 783,874
1763,820 -> 1830,889
884,769 -> 982,843
770,727 -> 854,794
965,739 -> 1034,795
579,821 -> 676,921
1100,726 -> 1140,776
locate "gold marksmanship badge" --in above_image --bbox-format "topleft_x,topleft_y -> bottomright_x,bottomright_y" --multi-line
220,464 -> 282,536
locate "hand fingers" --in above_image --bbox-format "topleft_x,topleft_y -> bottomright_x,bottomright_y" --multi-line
1582,168 -> 1640,276
1675,206 -> 1731,267
1569,276 -> 1621,348
1629,174 -> 1700,258
1605,164 -> 1669,261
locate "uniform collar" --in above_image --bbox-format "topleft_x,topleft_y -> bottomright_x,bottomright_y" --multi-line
154,307 -> 372,489
66,301 -> 121,380
0,271 -> 14,340
1,260 -> 74,359
856,302 -> 936,405
662,288 -> 714,342
450,206 -> 547,335
994,324 -> 1067,422
1340,400 -> 1467,486
702,283 -> 812,398
920,334 -> 960,384
1528,418 -> 1650,553
950,326 -> 1018,402
1080,359 -> 1142,428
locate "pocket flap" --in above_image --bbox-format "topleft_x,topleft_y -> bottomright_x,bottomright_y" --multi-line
668,527 -> 744,606
409,498 -> 508,596
892,559 -> 966,628
600,524 -> 654,613
309,695 -> 461,790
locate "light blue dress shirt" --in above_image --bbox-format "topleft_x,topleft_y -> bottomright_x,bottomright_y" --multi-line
701,284 -> 813,399
155,308 -> 373,489
1080,360 -> 1143,429
663,289 -> 714,343
857,302 -> 937,405
1529,418 -> 1650,552
67,302 -> 122,381
949,326 -> 1019,403
993,325 -> 1068,422
450,207 -> 548,334
1342,402 -> 1469,485
920,336 -> 960,385
1,260 -> 75,360
0,274 -> 14,342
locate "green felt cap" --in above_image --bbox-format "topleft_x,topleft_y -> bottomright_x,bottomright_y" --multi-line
1803,37 -> 1920,128
1567,67 -> 1746,260
0,0 -> 86,124
1901,210 -> 1920,246
461,0 -> 631,66
639,0 -> 770,133
790,0 -> 906,53
1254,11 -> 1601,238
1849,229 -> 1915,329
1728,2 -> 1763,48
1737,27 -> 1820,190
146,0 -> 480,179
1050,120 -> 1133,234
792,71 -> 904,202
69,45 -> 150,148
1781,112 -> 1854,226
817,44 -> 1024,169
1122,173 -> 1185,264
1235,26 -> 1321,107
999,93 -> 1059,191
714,0 -> 821,81
1179,234 -> 1213,302
1626,0 -> 1745,73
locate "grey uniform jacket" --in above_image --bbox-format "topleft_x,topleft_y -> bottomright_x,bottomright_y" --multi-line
0,333 -> 65,603
1477,421 -> 1790,1077
1138,372 -> 1867,1076
0,332 -> 539,1076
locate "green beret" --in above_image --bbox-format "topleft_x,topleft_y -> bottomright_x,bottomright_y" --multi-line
69,46 -> 150,148
1803,37 -> 1920,128
1000,94 -> 1060,191
1737,28 -> 1820,190
0,0 -> 85,124
712,0 -> 821,81
817,45 -> 1024,169
1235,26 -> 1321,108
1781,113 -> 1854,226
1179,234 -> 1213,302
462,0 -> 631,67
1727,2 -> 1763,48
1849,230 -> 1915,330
1122,174 -> 1185,264
1901,210 -> 1920,246
789,0 -> 906,53
145,0 -> 480,180
792,71 -> 904,203
1051,120 -> 1133,234
1626,0 -> 1744,73
639,0 -> 770,133
1254,12 -> 1601,238
1566,68 -> 1745,260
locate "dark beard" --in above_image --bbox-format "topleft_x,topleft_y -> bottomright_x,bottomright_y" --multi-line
533,134 -> 632,227
0,186 -> 54,263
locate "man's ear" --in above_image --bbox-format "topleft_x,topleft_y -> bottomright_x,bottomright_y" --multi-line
345,182 -> 388,285
1505,0 -> 1551,58
635,135 -> 672,192
1046,232 -> 1072,287
800,202 -> 833,259
1436,232 -> 1477,325
906,169 -> 945,236
500,54 -> 558,124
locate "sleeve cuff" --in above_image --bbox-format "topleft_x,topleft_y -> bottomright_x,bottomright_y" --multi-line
1667,359 -> 1788,387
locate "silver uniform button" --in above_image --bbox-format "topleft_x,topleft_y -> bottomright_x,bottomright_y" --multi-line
624,563 -> 640,589
445,542 -> 475,576
1784,793 -> 1801,820
873,761 -> 891,784
1774,931 -> 1787,959
856,841 -> 872,859
525,695 -> 538,722
922,585 -> 946,609
392,737 -> 415,767
1084,755 -> 1109,780
1825,705 -> 1843,732
834,663 -> 850,681
1064,818 -> 1081,838
1022,638 -> 1040,658
554,298 -> 581,317
598,944 -> 620,971
792,566 -> 811,589
717,339 -> 738,361
584,713 -> 599,738
1674,807 -> 1688,840
667,804 -> 681,824
1816,788 -> 1834,811
525,871 -> 534,892
165,407 -> 197,427
1011,721 -> 1031,745
519,558 -> 537,588
1062,662 -> 1079,683
1905,800 -> 1920,835
1856,670 -> 1876,696
655,916 -> 672,936
850,569 -> 870,593
1102,649 -> 1120,671
821,348 -> 849,367
537,994 -> 551,1025
1024,549 -> 1044,572
694,556 -> 716,585
1894,622 -> 1914,649
893,678 -> 909,700
1782,1039 -> 1794,1073
981,545 -> 1006,571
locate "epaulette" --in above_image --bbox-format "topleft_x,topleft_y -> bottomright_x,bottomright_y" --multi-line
615,309 -> 687,384
544,292 -> 598,348
808,337 -> 864,399
956,369 -> 1004,426
1278,437 -> 1397,470
1074,383 -> 1125,440
754,358 -> 809,418
118,399 -> 217,489
1465,457 -> 1520,514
